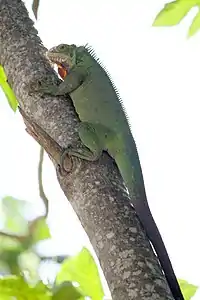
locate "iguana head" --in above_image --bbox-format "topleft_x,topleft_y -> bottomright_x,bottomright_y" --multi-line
46,44 -> 86,79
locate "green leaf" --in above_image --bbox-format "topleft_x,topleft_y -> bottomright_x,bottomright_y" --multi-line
188,9 -> 200,36
0,65 -> 18,112
32,0 -> 40,19
0,235 -> 22,251
4,216 -> 28,236
153,0 -> 199,27
2,196 -> 29,217
0,275 -> 51,299
2,197 -> 29,235
52,282 -> 84,300
0,65 -> 7,81
18,251 -> 40,281
0,249 -> 22,275
31,217 -> 51,243
56,247 -> 104,300
178,279 -> 198,300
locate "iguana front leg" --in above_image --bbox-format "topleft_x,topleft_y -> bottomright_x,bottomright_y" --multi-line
37,66 -> 86,96
34,67 -> 104,174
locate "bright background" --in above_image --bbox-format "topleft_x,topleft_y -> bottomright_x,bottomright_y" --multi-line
0,0 -> 200,298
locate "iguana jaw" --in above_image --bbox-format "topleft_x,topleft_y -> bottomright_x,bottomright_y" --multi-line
47,51 -> 66,63
46,51 -> 70,79
47,51 -> 70,70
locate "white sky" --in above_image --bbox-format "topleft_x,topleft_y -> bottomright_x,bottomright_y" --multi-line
1,0 -> 200,298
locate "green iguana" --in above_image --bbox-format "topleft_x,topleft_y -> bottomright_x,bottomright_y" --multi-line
39,44 -> 184,300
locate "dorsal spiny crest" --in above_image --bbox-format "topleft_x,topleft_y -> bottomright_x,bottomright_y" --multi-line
84,45 -> 131,127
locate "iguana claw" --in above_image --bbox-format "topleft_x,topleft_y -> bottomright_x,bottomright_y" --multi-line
28,79 -> 59,96
57,147 -> 74,177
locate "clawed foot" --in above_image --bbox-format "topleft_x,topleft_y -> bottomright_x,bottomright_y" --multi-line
57,147 -> 73,177
28,79 -> 58,96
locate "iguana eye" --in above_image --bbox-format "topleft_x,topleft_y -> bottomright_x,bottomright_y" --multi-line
59,44 -> 65,50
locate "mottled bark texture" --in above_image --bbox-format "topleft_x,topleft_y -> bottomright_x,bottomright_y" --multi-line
0,1 -> 174,299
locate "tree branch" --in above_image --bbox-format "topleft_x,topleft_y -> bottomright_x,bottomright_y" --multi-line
38,147 -> 49,217
0,1 -> 174,299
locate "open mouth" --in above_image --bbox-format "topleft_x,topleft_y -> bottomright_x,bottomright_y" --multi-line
57,63 -> 68,79
47,52 -> 70,69
46,52 -> 70,79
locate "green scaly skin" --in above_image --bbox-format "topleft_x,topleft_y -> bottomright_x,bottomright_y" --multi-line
40,44 -> 184,300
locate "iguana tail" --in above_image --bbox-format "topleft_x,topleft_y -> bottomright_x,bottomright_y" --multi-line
115,149 -> 184,300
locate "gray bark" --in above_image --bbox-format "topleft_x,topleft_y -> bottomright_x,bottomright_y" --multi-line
0,0 -> 174,299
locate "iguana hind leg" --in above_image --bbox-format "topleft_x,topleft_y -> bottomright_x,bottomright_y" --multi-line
59,122 -> 105,174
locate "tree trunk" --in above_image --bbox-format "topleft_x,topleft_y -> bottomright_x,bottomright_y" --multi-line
0,0 -> 174,299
